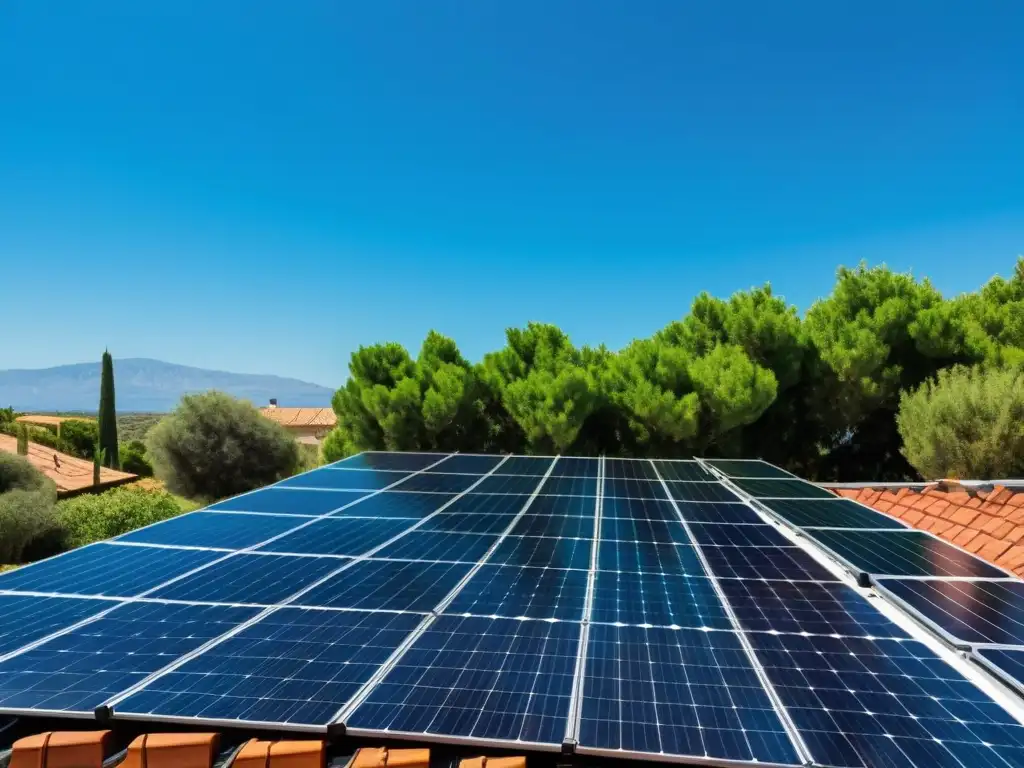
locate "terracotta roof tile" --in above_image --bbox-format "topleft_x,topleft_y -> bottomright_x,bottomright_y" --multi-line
1006,492 -> 1024,508
979,516 -> 1013,536
952,527 -> 980,549
964,532 -> 995,554
902,509 -> 925,526
909,495 -> 936,512
873,499 -> 894,513
979,539 -> 1014,563
948,507 -> 980,527
928,518 -> 955,536
989,486 -> 1015,505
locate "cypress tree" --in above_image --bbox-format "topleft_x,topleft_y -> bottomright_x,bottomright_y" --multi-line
98,350 -> 120,469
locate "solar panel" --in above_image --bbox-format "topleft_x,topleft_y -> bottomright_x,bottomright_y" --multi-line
0,544 -> 221,597
750,633 -> 1024,768
208,488 -> 370,516
347,616 -> 579,747
3,451 -> 1024,768
116,511 -> 308,550
875,578 -> 1024,647
578,625 -> 801,764
808,529 -> 1009,585
975,648 -> 1024,698
731,478 -> 837,499
705,459 -> 795,479
114,609 -> 424,727
760,497 -> 907,529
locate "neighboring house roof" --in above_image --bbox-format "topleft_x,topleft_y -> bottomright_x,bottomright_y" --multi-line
0,434 -> 135,495
259,407 -> 336,428
15,415 -> 95,428
833,481 -> 1024,578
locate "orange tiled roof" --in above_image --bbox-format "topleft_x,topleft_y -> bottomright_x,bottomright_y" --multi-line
835,482 -> 1024,577
259,407 -> 336,428
0,434 -> 136,494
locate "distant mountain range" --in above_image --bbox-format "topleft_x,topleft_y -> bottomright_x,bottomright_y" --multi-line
0,358 -> 335,412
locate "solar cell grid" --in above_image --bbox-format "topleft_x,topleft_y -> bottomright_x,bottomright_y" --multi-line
701,545 -> 840,582
760,497 -> 905,530
542,475 -> 599,497
0,602 -> 257,714
705,459 -> 794,479
0,595 -> 116,657
731,478 -> 837,499
605,458 -> 660,480
590,572 -> 732,629
471,474 -> 549,495
257,517 -> 414,556
391,472 -> 481,494
750,633 -> 1024,768
423,455 -> 502,474
421,513 -> 517,535
876,578 -> 1024,647
493,456 -> 554,475
549,457 -> 598,477
688,522 -> 793,548
330,452 -> 447,471
601,496 -> 679,523
347,616 -> 580,747
675,501 -> 765,525
152,554 -> 342,605
0,544 -> 221,598
374,531 -> 499,563
333,491 -> 456,519
299,559 -> 472,612
208,488 -> 369,516
720,580 -> 911,638
809,530 -> 1009,583
578,625 -> 800,765
511,513 -> 594,539
975,648 -> 1024,698
116,511 -> 307,550
603,476 -> 666,500
437,493 -> 531,517
651,460 -> 714,482
114,609 -> 424,727
280,468 -> 410,491
599,516 -> 688,545
445,564 -> 589,621
664,481 -> 742,503
490,535 -> 592,570
597,540 -> 704,576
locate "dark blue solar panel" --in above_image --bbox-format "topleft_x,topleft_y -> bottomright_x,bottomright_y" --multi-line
299,559 -> 472,611
579,625 -> 800,764
445,565 -> 589,621
0,595 -> 116,656
876,579 -> 1024,646
652,460 -> 714,482
348,616 -> 579,747
540,475 -> 598,496
688,522 -> 792,548
393,473 -> 481,494
590,572 -> 731,629
332,491 -> 456,519
494,456 -> 555,475
720,580 -> 910,638
424,455 -> 502,474
471,474 -> 548,495
257,517 -> 414,556
809,530 -> 1009,581
510,513 -> 594,539
436,493 -> 531,517
0,602 -> 256,713
751,633 -> 1024,768
374,531 -> 498,562
489,536 -> 592,570
976,648 -> 1024,696
116,511 -> 303,550
706,459 -> 793,479
597,540 -> 704,575
421,512 -> 517,534
601,516 -> 688,544
115,609 -> 422,726
664,481 -> 741,503
527,493 -> 598,518
330,452 -> 447,471
152,553 -> 342,604
0,544 -> 221,597
701,545 -> 839,582
604,476 -> 666,499
207,488 -> 368,516
550,457 -> 598,477
605,458 -> 660,480
732,478 -> 836,499
760,497 -> 905,529
676,501 -> 764,525
279,468 -> 410,491
601,496 -> 680,523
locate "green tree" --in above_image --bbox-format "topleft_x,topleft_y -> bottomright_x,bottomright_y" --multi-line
119,439 -> 153,476
897,364 -> 1024,480
60,419 -> 100,460
0,454 -> 60,564
147,391 -> 299,500
98,350 -> 120,468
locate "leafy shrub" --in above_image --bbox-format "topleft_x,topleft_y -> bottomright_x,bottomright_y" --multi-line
60,419 -> 99,459
0,407 -> 15,426
897,365 -> 1024,479
119,440 -> 153,477
0,455 -> 60,563
0,453 -> 51,493
146,391 -> 299,501
57,486 -> 184,548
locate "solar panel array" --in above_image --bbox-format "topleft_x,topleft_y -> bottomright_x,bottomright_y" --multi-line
1,453 -> 1024,768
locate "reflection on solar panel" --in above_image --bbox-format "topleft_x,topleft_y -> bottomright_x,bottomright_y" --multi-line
1,451 -> 1023,768
809,529 -> 1009,584
760,497 -> 906,529
975,648 -> 1024,697
876,578 -> 1024,646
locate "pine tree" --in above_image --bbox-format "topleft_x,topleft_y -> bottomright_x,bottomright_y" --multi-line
98,350 -> 120,469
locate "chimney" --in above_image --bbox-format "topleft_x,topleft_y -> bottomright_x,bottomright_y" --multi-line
269,398 -> 278,408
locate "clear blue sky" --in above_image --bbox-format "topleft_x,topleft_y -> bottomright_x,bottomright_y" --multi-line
2,1 -> 1022,387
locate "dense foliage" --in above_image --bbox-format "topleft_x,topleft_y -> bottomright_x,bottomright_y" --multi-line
323,259 -> 1024,480
98,351 -> 119,468
0,454 -> 60,564
119,439 -> 154,476
147,391 -> 300,500
57,486 -> 183,549
60,419 -> 99,459
897,365 -> 1024,480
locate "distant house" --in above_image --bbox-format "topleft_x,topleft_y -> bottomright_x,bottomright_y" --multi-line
259,399 -> 336,444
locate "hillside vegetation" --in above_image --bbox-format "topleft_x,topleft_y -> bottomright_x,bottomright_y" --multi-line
322,259 -> 1024,481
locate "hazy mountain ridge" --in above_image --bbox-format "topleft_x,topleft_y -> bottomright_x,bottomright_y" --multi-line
0,358 -> 335,412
